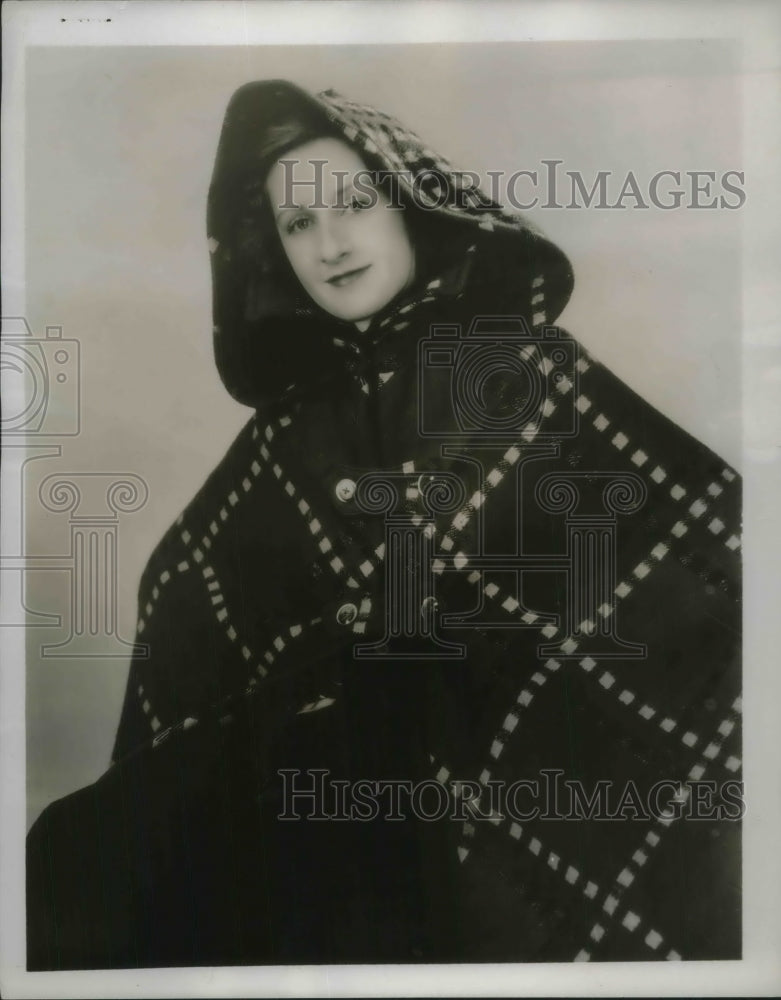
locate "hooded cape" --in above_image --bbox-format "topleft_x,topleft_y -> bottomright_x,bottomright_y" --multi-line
207,80 -> 575,408
28,81 -> 741,968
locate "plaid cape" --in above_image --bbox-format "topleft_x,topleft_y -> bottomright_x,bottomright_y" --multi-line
27,81 -> 741,968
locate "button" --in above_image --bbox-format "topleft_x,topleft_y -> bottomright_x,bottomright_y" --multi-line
420,595 -> 439,618
335,602 -> 358,626
335,478 -> 356,502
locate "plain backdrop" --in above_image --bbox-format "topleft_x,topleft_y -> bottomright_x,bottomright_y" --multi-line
24,40 -> 741,829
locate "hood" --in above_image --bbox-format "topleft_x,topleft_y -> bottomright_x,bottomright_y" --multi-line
207,80 -> 574,409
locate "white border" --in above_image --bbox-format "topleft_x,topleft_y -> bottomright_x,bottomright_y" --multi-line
2,1 -> 780,997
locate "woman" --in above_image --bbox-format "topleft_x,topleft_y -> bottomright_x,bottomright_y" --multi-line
28,80 -> 742,968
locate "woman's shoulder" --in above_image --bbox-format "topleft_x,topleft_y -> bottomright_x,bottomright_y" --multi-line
138,410 -> 267,588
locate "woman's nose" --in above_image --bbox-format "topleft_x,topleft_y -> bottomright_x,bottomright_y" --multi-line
318,216 -> 349,264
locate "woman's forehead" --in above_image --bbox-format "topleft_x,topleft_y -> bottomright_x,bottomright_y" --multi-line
265,136 -> 370,208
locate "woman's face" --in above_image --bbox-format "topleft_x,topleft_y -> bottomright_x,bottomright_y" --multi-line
265,137 -> 415,327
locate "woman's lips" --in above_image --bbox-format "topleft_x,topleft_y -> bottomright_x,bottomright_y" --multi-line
326,265 -> 371,288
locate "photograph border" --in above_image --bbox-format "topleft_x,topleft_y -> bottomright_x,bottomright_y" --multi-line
2,1 -> 780,997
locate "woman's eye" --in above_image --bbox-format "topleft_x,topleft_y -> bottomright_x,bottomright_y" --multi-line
347,195 -> 370,211
286,215 -> 312,235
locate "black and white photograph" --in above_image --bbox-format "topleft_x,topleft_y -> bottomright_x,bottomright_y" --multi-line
2,1 -> 780,997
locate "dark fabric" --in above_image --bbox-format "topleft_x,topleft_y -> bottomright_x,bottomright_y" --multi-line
27,672 -> 466,968
27,80 -> 741,969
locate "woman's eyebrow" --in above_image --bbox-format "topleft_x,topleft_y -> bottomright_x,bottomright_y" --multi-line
334,173 -> 356,198
273,205 -> 300,223
321,172 -> 360,205
273,178 -> 363,224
